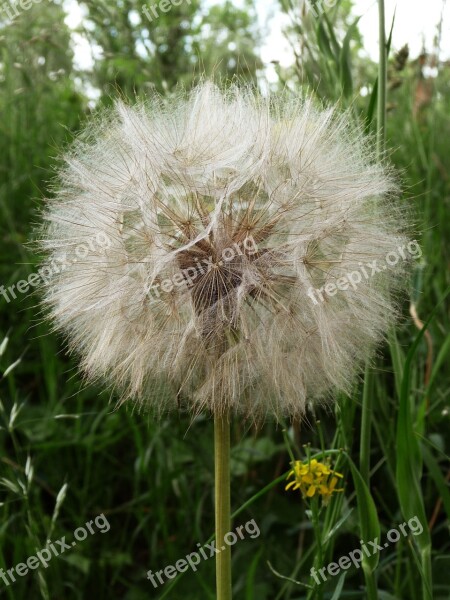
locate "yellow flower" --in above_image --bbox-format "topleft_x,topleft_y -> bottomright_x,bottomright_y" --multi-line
285,458 -> 344,503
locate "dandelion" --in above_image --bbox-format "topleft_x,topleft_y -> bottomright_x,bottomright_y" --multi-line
37,82 -> 410,600
285,458 -> 344,504
38,82 -> 409,420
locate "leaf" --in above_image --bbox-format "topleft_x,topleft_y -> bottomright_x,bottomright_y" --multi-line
245,547 -> 264,599
425,332 -> 450,395
366,78 -> 379,131
323,13 -> 341,60
345,454 -> 381,573
421,444 -> 450,523
339,17 -> 361,97
330,572 -> 347,599
323,508 -> 353,543
316,20 -> 334,60
396,316 -> 435,551
394,288 -> 450,598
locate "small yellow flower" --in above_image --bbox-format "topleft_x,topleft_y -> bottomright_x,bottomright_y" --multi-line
285,458 -> 344,503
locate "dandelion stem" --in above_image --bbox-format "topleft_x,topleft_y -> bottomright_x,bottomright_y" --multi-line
214,413 -> 232,600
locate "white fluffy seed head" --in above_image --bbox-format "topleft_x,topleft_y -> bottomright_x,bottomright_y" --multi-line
38,82 -> 411,420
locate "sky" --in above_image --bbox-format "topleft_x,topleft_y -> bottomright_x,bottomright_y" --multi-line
259,0 -> 449,71
358,0 -> 449,58
64,0 -> 450,74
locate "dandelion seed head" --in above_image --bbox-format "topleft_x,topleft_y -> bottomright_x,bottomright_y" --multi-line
38,83 -> 411,420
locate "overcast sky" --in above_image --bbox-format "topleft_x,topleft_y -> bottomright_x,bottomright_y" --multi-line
356,0 -> 448,58
260,0 -> 449,68
65,0 -> 450,73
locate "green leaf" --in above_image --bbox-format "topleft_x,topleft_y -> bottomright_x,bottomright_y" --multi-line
245,547 -> 264,600
425,332 -> 450,395
323,508 -> 353,543
339,17 -> 361,97
366,78 -> 379,131
395,287 -> 450,598
396,320 -> 434,550
330,572 -> 347,600
316,21 -> 334,60
421,444 -> 450,522
323,13 -> 341,60
345,454 -> 381,573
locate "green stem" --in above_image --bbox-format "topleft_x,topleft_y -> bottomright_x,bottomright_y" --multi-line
359,363 -> 373,483
358,4 -> 387,599
307,498 -> 324,600
377,0 -> 387,159
421,546 -> 433,600
362,564 -> 378,600
214,414 -> 232,600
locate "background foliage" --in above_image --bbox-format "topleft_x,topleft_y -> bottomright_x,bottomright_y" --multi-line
0,0 -> 449,598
